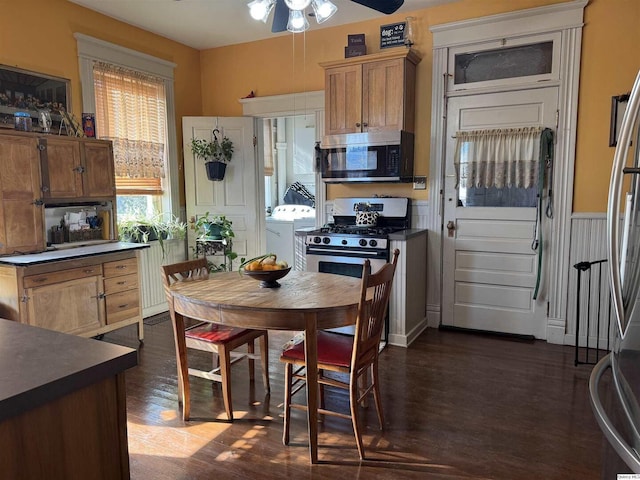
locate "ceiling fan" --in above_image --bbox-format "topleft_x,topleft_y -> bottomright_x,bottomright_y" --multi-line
254,0 -> 405,33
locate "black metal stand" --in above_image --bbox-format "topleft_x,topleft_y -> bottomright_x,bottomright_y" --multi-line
574,259 -> 612,366
195,239 -> 231,271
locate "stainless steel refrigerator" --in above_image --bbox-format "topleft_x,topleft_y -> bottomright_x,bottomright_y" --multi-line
590,68 -> 640,475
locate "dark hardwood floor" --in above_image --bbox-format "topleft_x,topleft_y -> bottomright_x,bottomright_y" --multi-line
103,318 -> 605,479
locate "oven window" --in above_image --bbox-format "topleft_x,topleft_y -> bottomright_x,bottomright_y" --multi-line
318,261 -> 363,278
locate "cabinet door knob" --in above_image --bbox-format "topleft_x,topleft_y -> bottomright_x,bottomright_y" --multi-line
355,122 -> 361,128
362,122 -> 368,128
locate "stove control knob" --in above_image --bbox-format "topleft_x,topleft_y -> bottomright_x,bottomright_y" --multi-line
359,239 -> 367,247
313,236 -> 322,244
369,239 -> 378,247
341,239 -> 348,245
323,237 -> 331,244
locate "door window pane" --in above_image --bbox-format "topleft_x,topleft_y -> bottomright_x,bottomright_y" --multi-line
459,185 -> 537,207
454,42 -> 553,85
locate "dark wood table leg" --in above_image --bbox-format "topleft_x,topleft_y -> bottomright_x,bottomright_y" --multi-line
172,310 -> 191,421
304,313 -> 319,464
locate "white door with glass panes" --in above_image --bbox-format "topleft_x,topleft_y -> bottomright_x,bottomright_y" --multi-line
442,87 -> 558,337
183,117 -> 260,270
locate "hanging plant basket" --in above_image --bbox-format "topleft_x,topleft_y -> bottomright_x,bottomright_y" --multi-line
191,128 -> 234,182
205,160 -> 227,181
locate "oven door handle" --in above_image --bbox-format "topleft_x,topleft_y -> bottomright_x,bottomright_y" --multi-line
307,247 -> 384,257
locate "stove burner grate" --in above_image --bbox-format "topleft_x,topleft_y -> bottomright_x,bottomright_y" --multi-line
318,224 -> 398,236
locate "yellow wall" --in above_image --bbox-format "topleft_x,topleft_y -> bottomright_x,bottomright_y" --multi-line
200,0 -> 640,211
575,0 -> 639,211
0,0 -> 202,206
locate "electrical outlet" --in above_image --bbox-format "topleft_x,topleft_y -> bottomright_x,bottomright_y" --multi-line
413,176 -> 426,190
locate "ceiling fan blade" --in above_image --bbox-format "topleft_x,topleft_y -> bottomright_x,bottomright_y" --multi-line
350,0 -> 404,15
272,0 -> 289,33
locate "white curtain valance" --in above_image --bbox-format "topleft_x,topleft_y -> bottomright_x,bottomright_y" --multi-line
105,137 -> 165,179
454,126 -> 542,189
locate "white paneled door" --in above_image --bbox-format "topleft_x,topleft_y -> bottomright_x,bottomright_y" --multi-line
183,116 -> 261,268
442,87 -> 558,337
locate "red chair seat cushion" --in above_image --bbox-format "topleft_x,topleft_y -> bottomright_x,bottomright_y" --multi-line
185,323 -> 253,344
281,331 -> 353,368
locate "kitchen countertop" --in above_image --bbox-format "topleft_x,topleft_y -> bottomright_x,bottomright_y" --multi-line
0,242 -> 149,266
0,318 -> 137,423
389,228 -> 428,241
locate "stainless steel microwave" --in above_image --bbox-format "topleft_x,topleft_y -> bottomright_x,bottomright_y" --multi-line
320,130 -> 414,183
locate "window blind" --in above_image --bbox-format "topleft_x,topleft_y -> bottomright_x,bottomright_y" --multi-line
93,61 -> 167,195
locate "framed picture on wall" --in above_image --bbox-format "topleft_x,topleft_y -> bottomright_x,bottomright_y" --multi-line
0,64 -> 70,133
610,92 -> 630,147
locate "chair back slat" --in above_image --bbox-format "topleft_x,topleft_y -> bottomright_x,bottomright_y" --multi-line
161,257 -> 209,305
351,249 -> 399,370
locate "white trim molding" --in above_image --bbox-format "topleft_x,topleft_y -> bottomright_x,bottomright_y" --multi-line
239,91 -> 324,118
240,91 -> 326,229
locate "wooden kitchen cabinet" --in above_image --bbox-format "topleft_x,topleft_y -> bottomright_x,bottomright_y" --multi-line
81,139 -> 116,198
25,273 -> 104,335
324,63 -> 363,136
39,136 -> 115,200
103,257 -> 140,325
0,130 -> 117,254
0,133 -> 45,255
321,49 -> 421,136
0,249 -> 144,341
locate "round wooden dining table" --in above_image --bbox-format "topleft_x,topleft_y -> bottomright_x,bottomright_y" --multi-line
169,270 -> 363,464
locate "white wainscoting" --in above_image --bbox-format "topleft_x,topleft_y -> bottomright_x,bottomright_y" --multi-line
139,239 -> 187,318
565,214 -> 613,349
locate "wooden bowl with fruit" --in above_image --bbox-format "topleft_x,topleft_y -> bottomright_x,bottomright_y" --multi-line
240,254 -> 291,288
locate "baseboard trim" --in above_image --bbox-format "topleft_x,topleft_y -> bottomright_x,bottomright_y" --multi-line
388,317 -> 428,348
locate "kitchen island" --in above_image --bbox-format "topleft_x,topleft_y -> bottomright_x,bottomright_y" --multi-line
0,242 -> 148,340
0,318 -> 137,479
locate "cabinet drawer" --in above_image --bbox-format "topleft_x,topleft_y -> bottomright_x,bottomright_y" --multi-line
24,265 -> 103,288
105,289 -> 139,325
103,258 -> 137,278
104,273 -> 138,295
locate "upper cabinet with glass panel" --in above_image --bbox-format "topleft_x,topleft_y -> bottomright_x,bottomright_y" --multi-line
448,33 -> 561,92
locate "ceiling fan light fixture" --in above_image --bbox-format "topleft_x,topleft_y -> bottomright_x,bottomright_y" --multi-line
287,9 -> 309,32
284,0 -> 312,11
311,0 -> 337,23
248,0 -> 276,22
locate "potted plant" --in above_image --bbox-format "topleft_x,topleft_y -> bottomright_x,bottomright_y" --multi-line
118,213 -> 187,258
190,128 -> 234,181
190,212 -> 240,271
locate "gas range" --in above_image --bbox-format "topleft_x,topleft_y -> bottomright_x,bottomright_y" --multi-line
305,197 -> 410,254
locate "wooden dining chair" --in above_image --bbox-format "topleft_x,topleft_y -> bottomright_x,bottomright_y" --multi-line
280,248 -> 400,459
161,257 -> 270,421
